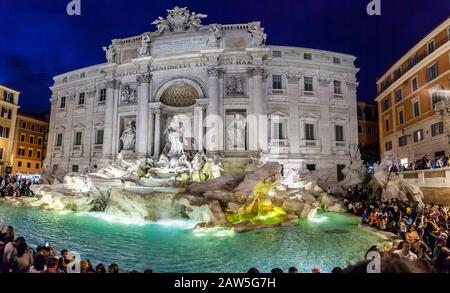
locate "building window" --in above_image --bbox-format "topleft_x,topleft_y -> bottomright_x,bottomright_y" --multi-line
31,124 -> 35,131
20,134 -> 25,142
78,92 -> 85,105
385,118 -> 390,132
99,89 -> 106,102
18,148 -> 25,156
408,55 -> 418,69
413,100 -> 420,117
56,133 -> 63,147
431,121 -> 444,137
72,165 -> 79,172
37,151 -> 41,159
60,96 -> 66,109
38,138 -> 42,145
358,125 -> 362,133
427,40 -> 435,54
27,162 -> 31,168
29,136 -> 34,144
0,126 -> 9,138
426,63 -> 438,82
382,98 -> 391,111
398,109 -> 404,125
394,68 -> 402,79
411,77 -> 418,92
304,53 -> 312,60
335,125 -> 344,142
95,129 -> 104,145
333,57 -> 341,64
62,77 -> 68,83
398,135 -> 407,147
337,165 -> 345,181
394,88 -> 403,103
18,161 -> 22,167
36,163 -> 40,169
28,149 -> 33,157
306,164 -> 316,171
385,141 -> 392,151
0,148 -> 3,160
413,129 -> 424,142
4,92 -> 13,103
272,75 -> 282,90
333,80 -> 342,95
305,124 -> 315,140
80,72 -> 86,78
431,90 -> 444,108
367,126 -> 373,134
74,132 -> 83,146
272,50 -> 282,58
39,126 -> 43,133
304,77 -> 314,92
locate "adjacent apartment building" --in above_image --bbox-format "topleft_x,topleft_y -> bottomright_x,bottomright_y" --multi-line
0,84 -> 20,174
375,17 -> 450,167
11,113 -> 48,174
357,101 -> 379,163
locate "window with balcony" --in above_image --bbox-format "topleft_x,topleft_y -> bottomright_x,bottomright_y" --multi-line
413,129 -> 424,142
305,124 -> 315,140
272,75 -> 282,90
333,80 -> 342,95
394,88 -> 403,103
426,63 -> 438,82
385,141 -> 392,151
78,93 -> 85,105
304,53 -> 312,60
431,121 -> 444,137
74,132 -> 83,146
304,77 -> 314,93
411,77 -> 418,92
398,135 -> 407,147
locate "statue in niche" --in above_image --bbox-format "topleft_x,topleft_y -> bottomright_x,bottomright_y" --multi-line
120,121 -> 136,152
138,34 -> 152,57
162,115 -> 185,160
207,25 -> 221,48
103,45 -> 116,63
121,85 -> 137,104
227,114 -> 246,150
248,24 -> 267,47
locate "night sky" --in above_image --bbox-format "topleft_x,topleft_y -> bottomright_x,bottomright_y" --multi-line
0,0 -> 449,114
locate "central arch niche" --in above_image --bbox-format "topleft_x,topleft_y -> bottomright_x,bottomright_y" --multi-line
160,82 -> 199,107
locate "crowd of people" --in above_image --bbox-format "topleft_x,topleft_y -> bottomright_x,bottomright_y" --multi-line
392,154 -> 450,172
345,196 -> 450,273
0,225 -> 154,273
0,174 -> 37,198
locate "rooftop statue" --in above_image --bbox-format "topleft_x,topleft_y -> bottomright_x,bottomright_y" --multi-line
152,6 -> 208,34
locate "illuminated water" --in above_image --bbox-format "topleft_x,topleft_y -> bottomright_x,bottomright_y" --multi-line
0,202 -> 387,273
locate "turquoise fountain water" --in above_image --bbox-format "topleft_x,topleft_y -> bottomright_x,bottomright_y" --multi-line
0,202 -> 387,273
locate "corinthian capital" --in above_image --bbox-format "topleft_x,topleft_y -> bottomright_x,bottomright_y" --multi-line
137,73 -> 152,85
345,80 -> 359,90
317,77 -> 331,87
106,79 -> 121,90
247,66 -> 269,79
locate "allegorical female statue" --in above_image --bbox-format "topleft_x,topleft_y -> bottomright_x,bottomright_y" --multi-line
163,115 -> 184,159
120,121 -> 136,151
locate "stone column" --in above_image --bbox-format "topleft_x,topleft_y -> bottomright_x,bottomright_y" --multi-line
346,81 -> 359,149
153,109 -> 161,157
318,77 -> 331,155
136,74 -> 151,156
248,66 -> 268,151
206,68 -> 224,153
103,80 -> 119,158
194,106 -> 204,152
287,74 -> 301,155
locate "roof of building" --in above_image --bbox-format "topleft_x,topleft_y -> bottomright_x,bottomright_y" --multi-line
17,111 -> 49,123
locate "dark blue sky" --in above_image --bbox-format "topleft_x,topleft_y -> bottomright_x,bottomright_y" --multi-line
0,0 -> 449,114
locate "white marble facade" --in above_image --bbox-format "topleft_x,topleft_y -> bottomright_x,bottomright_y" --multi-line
45,7 -> 359,182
